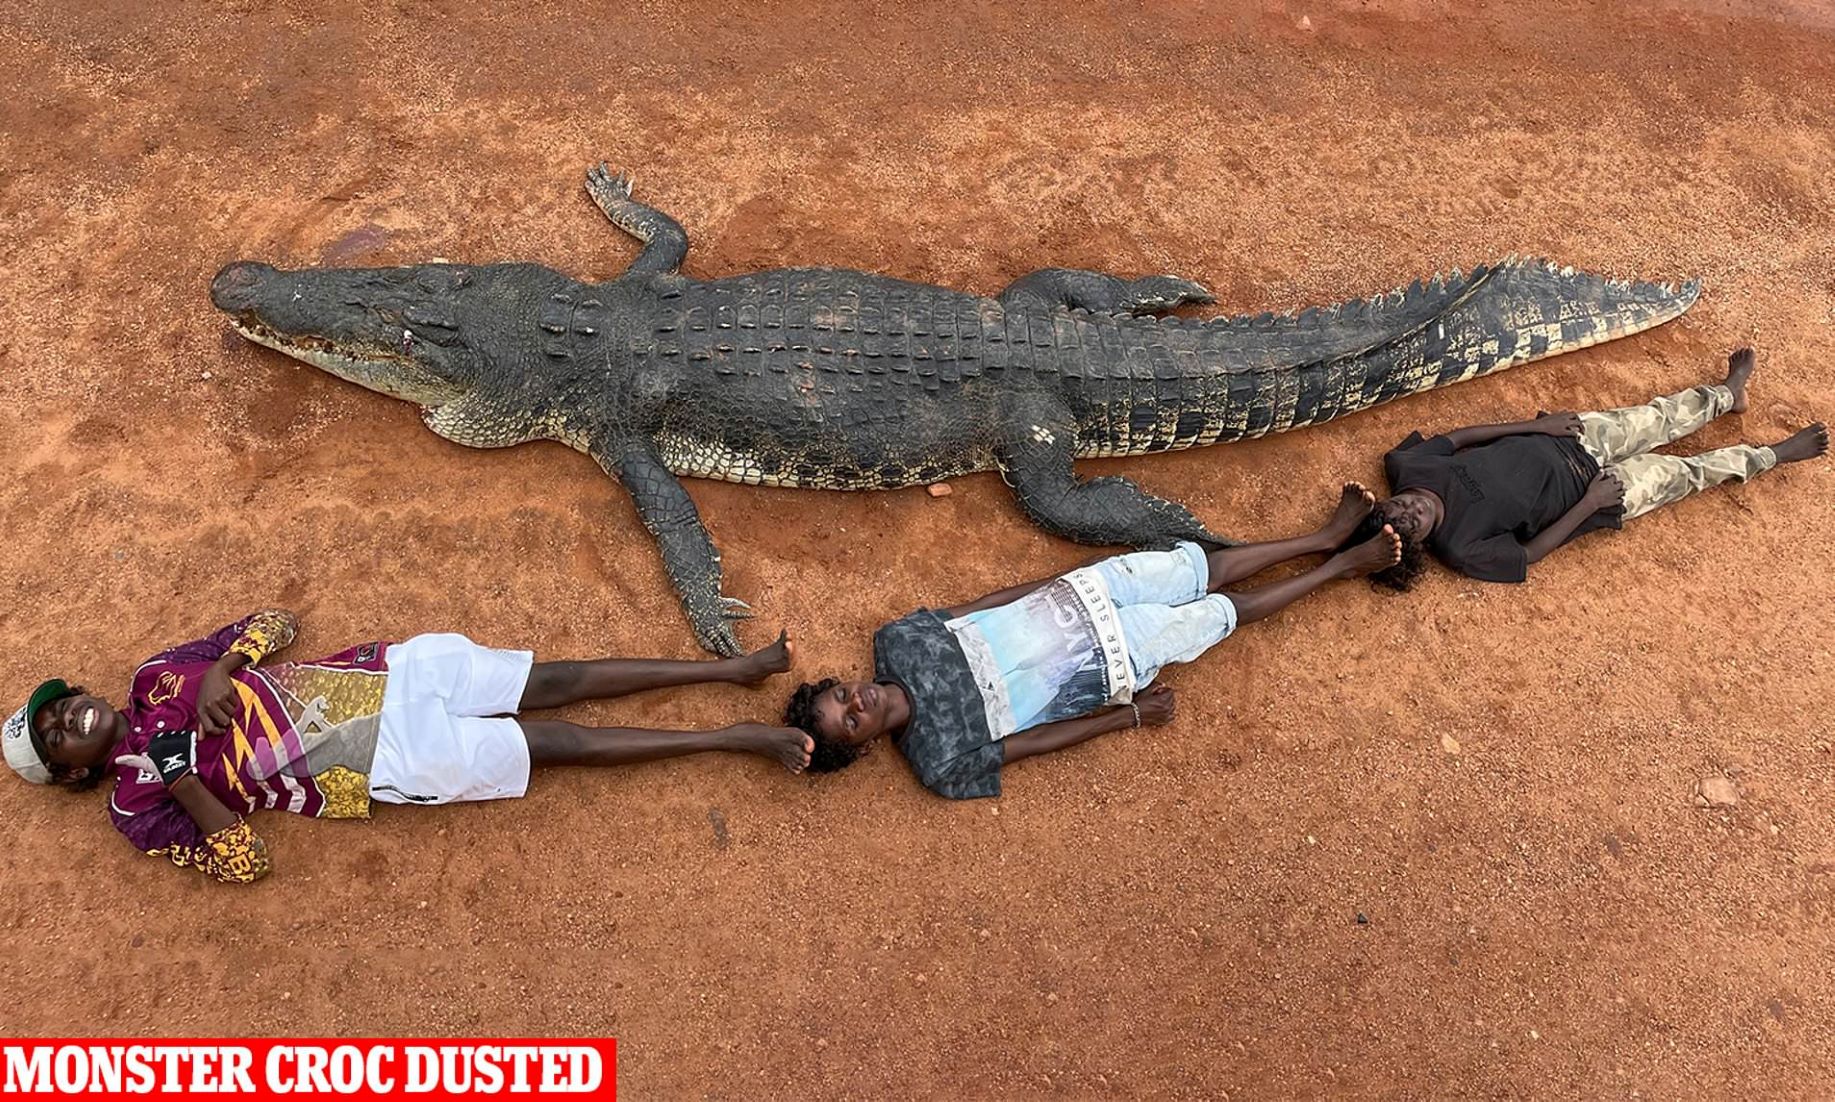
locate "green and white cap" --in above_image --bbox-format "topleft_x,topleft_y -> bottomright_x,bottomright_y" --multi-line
3,679 -> 70,785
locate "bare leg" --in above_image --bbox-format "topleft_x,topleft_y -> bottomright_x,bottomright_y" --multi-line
1223,526 -> 1401,627
1724,346 -> 1755,413
1204,483 -> 1375,587
521,719 -> 813,773
519,632 -> 793,710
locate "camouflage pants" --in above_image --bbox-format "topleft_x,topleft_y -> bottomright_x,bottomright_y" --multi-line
1576,384 -> 1776,520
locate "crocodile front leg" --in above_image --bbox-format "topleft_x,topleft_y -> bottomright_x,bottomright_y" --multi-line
995,399 -> 1233,549
584,163 -> 690,277
999,269 -> 1214,315
592,437 -> 751,656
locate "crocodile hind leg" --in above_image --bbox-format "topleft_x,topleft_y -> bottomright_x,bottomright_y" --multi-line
998,269 -> 1215,315
584,163 -> 690,277
995,404 -> 1234,549
592,438 -> 752,656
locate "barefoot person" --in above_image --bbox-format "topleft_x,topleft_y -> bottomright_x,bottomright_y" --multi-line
1344,348 -> 1829,588
781,489 -> 1401,798
2,614 -> 810,883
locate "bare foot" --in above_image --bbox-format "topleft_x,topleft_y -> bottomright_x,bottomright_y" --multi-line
1336,524 -> 1403,576
1725,347 -> 1756,414
1769,422 -> 1828,463
731,630 -> 794,684
1321,481 -> 1377,543
723,723 -> 813,773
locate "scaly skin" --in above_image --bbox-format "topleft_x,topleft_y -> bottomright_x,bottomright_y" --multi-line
211,165 -> 1701,655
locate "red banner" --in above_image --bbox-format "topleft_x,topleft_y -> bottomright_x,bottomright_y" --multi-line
0,1041 -> 615,1099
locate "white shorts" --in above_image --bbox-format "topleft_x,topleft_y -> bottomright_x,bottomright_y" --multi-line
370,633 -> 535,806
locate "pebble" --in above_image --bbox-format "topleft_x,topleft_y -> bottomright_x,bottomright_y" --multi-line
1440,733 -> 1462,755
200,370 -> 213,380
1696,775 -> 1740,807
926,483 -> 952,497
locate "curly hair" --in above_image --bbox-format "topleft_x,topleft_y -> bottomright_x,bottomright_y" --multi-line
1339,507 -> 1430,592
783,678 -> 865,774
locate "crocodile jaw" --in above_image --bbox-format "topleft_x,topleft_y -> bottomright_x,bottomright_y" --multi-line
229,317 -> 463,406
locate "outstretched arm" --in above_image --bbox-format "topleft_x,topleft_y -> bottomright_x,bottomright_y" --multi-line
1000,685 -> 1176,766
1445,412 -> 1580,451
1522,470 -> 1623,565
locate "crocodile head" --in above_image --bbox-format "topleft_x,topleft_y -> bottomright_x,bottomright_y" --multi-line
211,260 -> 488,405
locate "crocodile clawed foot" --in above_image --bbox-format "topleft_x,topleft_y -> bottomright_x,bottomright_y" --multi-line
720,595 -> 756,621
695,617 -> 746,658
585,162 -> 634,203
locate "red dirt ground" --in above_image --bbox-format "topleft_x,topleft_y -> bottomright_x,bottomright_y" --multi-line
2,1 -> 1832,1096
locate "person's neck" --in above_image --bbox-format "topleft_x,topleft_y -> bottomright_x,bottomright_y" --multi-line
880,680 -> 914,737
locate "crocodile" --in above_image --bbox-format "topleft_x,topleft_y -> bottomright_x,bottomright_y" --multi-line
211,165 -> 1700,655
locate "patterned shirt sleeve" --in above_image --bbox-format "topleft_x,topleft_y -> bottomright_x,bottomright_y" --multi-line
110,795 -> 272,884
150,610 -> 299,667
158,820 -> 273,884
225,609 -> 299,666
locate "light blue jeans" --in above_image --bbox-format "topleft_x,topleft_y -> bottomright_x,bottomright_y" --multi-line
1089,542 -> 1238,686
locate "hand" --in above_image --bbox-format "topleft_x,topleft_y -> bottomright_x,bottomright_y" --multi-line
1537,412 -> 1583,438
1131,684 -> 1177,728
116,728 -> 197,787
1586,468 -> 1626,509
197,658 -> 242,736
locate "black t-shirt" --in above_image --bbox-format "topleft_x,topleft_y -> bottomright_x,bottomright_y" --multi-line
1383,431 -> 1621,583
873,610 -> 1004,800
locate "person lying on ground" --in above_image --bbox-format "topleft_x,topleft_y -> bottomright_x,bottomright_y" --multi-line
2,615 -> 808,883
781,489 -> 1401,798
1341,347 -> 1828,589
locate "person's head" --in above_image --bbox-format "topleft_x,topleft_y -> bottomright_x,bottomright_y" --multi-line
1377,488 -> 1443,546
3,679 -> 124,791
1340,501 -> 1432,591
783,678 -> 909,774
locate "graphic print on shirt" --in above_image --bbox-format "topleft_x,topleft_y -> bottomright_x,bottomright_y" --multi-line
231,661 -> 390,819
146,670 -> 186,706
948,566 -> 1134,739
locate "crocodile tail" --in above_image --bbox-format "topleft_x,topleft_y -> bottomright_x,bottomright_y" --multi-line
1071,258 -> 1699,456
1270,257 -> 1702,435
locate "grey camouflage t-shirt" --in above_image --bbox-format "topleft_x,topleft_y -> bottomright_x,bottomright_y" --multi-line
873,609 -> 1003,800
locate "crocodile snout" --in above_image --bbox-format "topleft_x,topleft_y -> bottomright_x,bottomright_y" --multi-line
211,260 -> 278,312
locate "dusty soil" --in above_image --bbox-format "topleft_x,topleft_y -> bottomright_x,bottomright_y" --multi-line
2,1 -> 1832,1096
